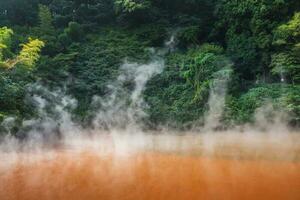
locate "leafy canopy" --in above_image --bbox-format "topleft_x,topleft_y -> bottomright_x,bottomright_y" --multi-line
17,38 -> 45,69
272,12 -> 300,84
114,0 -> 150,13
0,27 -> 13,61
0,27 -> 44,69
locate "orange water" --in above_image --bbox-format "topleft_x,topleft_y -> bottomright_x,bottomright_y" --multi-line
0,135 -> 300,200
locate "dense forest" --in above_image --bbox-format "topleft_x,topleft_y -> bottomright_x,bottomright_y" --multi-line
0,0 -> 300,135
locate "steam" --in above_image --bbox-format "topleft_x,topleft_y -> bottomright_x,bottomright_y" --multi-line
91,33 -> 177,131
92,53 -> 164,131
24,84 -> 79,139
0,83 -> 81,151
238,101 -> 290,139
204,67 -> 232,131
0,117 -> 16,135
165,34 -> 178,53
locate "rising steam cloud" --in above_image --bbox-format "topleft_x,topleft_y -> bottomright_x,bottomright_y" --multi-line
92,55 -> 164,130
204,67 -> 233,131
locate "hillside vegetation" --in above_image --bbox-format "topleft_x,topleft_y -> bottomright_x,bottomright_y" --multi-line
0,0 -> 299,134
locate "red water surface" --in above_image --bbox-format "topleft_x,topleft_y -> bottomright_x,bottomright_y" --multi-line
0,150 -> 300,200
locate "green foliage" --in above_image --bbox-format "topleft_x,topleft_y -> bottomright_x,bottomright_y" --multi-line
0,0 -> 300,130
0,28 -> 44,69
64,22 -> 83,42
177,26 -> 200,46
225,84 -> 300,125
214,0 -> 300,82
0,71 -> 28,115
0,27 -> 13,62
115,0 -> 151,13
38,4 -> 55,35
271,12 -> 300,84
17,38 -> 44,69
226,34 -> 258,80
0,64 -> 37,128
36,52 -> 77,87
145,56 -> 199,127
0,27 -> 44,128
48,0 -> 115,28
181,44 -> 232,100
282,86 -> 300,124
274,12 -> 300,45
0,0 -> 39,26
132,23 -> 167,46
145,44 -> 233,127
270,53 -> 300,83
35,4 -> 58,56
57,29 -> 149,117
0,27 -> 13,49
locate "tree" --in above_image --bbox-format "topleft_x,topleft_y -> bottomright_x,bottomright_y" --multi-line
272,12 -> 300,84
48,0 -> 115,28
214,0 -> 299,83
38,4 -> 55,35
0,27 -> 44,127
0,0 -> 39,26
17,38 -> 45,69
64,22 -> 83,41
0,27 -> 13,62
36,4 -> 59,56
0,27 -> 44,70
181,44 -> 233,100
114,0 -> 150,13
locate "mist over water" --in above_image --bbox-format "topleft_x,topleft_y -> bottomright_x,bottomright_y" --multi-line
0,34 -> 300,200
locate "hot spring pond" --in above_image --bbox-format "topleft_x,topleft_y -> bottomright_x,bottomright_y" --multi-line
0,133 -> 300,200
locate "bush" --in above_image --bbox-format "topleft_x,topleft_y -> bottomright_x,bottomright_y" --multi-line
64,22 -> 83,42
225,84 -> 300,125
